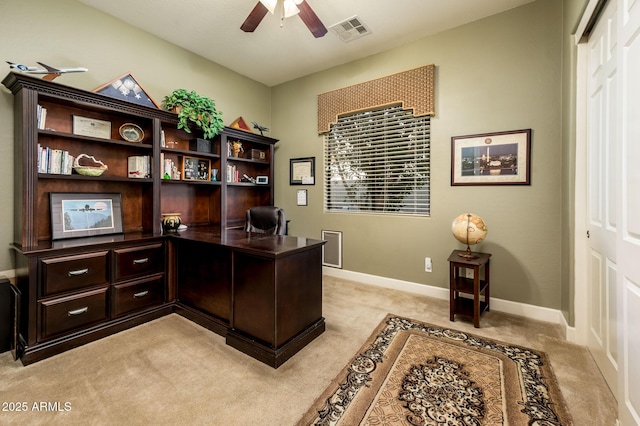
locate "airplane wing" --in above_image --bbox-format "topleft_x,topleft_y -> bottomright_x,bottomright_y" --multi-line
38,62 -> 88,73
36,62 -> 62,73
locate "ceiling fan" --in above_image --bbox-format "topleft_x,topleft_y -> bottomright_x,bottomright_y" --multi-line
241,0 -> 328,38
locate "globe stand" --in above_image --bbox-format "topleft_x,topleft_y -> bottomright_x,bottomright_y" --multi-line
459,245 -> 479,259
458,214 -> 480,259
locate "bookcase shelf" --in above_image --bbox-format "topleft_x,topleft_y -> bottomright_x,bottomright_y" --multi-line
3,71 -> 278,247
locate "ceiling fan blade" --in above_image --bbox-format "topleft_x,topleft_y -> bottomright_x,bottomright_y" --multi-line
297,1 -> 328,38
241,2 -> 269,32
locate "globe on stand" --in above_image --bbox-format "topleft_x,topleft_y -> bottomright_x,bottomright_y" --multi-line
451,213 -> 488,259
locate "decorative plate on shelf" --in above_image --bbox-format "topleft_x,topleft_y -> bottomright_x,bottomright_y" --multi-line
119,123 -> 144,143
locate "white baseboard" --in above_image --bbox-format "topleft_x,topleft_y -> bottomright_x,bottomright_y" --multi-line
0,269 -> 15,280
1,263 -> 578,341
323,267 -> 574,339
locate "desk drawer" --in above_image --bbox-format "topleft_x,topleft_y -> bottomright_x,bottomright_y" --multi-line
111,275 -> 164,318
39,287 -> 109,340
41,251 -> 109,296
113,244 -> 164,282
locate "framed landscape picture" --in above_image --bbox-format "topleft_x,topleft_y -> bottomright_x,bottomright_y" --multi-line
50,192 -> 123,240
451,129 -> 531,186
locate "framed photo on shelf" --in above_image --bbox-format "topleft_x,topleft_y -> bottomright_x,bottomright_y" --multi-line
72,115 -> 112,140
290,157 -> 315,185
50,192 -> 123,240
451,129 -> 531,186
181,156 -> 211,181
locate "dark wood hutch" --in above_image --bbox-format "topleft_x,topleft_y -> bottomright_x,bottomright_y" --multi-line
3,72 -> 325,368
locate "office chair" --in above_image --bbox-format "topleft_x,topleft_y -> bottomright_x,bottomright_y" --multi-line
244,206 -> 287,235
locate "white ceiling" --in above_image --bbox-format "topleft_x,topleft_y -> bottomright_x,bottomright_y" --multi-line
78,0 -> 535,87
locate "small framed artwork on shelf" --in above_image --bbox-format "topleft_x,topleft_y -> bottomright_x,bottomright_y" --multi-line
72,115 -> 112,140
181,156 -> 211,181
50,192 -> 123,240
290,157 -> 315,185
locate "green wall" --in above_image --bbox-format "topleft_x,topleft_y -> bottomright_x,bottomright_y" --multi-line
0,0 -> 586,318
272,0 -> 568,310
561,0 -> 589,327
0,0 -> 271,272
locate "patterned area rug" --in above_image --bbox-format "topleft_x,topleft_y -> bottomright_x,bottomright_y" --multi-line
298,314 -> 573,425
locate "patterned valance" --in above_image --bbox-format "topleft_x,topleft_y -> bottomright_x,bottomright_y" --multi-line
317,64 -> 435,134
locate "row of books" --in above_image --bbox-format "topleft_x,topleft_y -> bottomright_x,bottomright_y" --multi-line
127,156 -> 152,178
37,104 -> 48,130
37,144 -> 74,175
226,164 -> 240,182
160,153 -> 180,180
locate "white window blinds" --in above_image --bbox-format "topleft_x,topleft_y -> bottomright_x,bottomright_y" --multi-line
324,104 -> 430,215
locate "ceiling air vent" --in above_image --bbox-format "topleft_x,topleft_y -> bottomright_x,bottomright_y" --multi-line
329,16 -> 371,43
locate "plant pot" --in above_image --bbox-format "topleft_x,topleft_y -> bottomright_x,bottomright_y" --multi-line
161,213 -> 182,232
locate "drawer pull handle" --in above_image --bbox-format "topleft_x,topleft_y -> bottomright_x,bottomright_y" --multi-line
68,307 -> 88,316
133,291 -> 149,298
133,258 -> 149,264
68,268 -> 89,276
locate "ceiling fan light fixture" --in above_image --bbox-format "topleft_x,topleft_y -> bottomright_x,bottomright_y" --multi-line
243,0 -> 327,37
258,0 -> 276,14
259,0 -> 301,18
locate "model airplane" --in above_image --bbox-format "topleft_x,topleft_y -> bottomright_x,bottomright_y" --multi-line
6,61 -> 88,81
252,121 -> 269,136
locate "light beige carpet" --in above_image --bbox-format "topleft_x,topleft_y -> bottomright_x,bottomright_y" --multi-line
0,276 -> 616,425
298,314 -> 572,425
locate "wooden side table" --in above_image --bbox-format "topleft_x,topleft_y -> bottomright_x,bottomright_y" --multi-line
448,250 -> 491,328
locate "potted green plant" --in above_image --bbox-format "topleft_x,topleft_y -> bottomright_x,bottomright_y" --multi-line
163,89 -> 224,139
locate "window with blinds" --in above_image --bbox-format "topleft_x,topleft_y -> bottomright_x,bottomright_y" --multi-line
324,104 -> 430,216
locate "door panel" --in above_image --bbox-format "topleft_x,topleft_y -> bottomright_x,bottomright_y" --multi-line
586,0 -> 619,400
619,0 -> 640,422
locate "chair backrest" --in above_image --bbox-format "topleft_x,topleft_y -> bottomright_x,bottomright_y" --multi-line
244,206 -> 287,235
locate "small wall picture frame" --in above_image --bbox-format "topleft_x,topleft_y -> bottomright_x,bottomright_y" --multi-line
297,189 -> 308,206
181,156 -> 211,181
290,157 -> 315,185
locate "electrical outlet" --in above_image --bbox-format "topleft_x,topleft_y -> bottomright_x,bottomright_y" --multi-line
465,268 -> 474,279
425,257 -> 432,273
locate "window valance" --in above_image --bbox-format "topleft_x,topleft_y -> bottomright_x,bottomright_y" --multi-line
317,64 -> 435,134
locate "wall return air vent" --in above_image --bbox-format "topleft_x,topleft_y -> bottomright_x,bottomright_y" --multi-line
329,16 -> 371,42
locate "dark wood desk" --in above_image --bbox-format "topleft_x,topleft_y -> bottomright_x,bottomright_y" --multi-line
448,250 -> 491,328
172,229 -> 326,368
12,229 -> 325,368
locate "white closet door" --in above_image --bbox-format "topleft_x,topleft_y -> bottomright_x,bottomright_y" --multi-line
585,0 -> 619,400
617,0 -> 640,423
